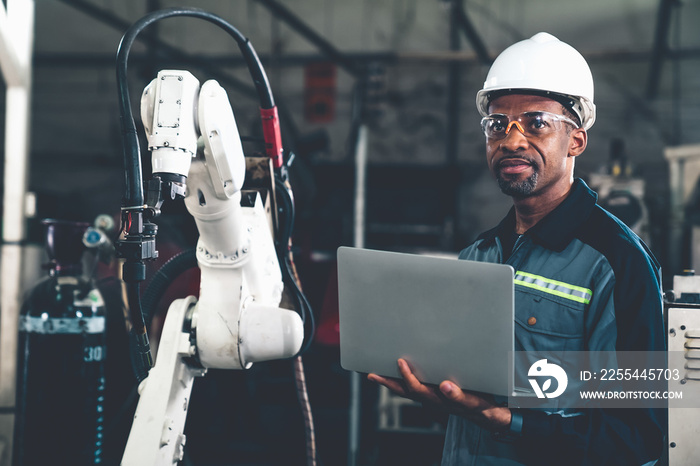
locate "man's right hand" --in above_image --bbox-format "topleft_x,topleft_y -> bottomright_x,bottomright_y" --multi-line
367,358 -> 512,432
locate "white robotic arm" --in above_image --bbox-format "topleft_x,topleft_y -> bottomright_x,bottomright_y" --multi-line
121,70 -> 303,465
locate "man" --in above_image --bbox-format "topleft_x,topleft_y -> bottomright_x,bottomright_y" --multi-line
369,32 -> 666,465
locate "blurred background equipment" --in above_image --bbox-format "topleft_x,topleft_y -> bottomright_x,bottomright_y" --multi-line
666,144 -> 700,277
13,217 -> 112,466
588,138 -> 651,245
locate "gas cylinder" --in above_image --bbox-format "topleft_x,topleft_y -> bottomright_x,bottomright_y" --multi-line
13,219 -> 107,465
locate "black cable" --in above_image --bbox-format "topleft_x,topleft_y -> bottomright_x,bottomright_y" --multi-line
125,282 -> 152,382
114,8 -> 318,463
275,176 -> 316,355
116,6 -> 276,207
275,174 -> 318,466
275,176 -> 296,248
141,248 -> 197,332
125,281 -> 146,334
117,22 -> 315,463
116,7 -> 279,382
289,259 -> 316,355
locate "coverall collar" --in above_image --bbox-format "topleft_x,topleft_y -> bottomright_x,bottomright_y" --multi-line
477,178 -> 598,253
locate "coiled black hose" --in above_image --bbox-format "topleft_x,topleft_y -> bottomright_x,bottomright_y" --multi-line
141,248 -> 198,333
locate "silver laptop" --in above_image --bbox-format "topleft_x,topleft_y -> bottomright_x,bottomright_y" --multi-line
337,246 -> 514,397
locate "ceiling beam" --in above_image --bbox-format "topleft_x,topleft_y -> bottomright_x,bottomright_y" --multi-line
55,0 -> 258,98
253,0 -> 362,78
32,46 -> 700,69
454,0 -> 491,66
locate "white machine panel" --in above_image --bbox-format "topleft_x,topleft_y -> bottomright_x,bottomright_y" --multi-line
667,307 -> 700,465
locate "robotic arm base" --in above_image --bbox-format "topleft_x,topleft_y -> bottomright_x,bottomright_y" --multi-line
121,296 -> 205,466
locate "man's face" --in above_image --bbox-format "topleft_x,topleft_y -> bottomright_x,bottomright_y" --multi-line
485,94 -> 584,199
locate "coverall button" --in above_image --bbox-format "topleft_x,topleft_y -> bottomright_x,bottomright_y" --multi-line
527,317 -> 537,326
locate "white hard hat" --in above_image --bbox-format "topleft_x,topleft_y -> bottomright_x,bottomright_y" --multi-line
476,32 -> 596,130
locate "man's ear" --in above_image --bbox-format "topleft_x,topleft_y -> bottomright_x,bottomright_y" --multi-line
568,128 -> 587,157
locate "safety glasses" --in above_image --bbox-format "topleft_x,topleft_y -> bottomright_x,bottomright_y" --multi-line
480,111 -> 579,140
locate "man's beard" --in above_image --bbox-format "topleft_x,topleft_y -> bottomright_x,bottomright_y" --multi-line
497,171 -> 538,198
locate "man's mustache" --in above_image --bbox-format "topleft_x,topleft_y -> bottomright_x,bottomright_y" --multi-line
496,155 -> 537,169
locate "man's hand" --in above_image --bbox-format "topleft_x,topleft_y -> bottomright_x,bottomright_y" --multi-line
367,358 -> 511,432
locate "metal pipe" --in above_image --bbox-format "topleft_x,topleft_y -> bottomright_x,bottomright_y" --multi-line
671,3 -> 682,145
348,123 -> 368,466
446,0 -> 461,166
353,125 -> 368,251
646,0 -> 677,99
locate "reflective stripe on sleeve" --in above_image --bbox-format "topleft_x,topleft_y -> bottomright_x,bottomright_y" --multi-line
514,271 -> 592,304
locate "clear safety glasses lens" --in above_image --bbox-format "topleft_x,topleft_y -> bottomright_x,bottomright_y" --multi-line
480,111 -> 579,140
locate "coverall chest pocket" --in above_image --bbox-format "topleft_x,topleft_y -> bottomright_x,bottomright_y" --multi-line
514,286 -> 587,352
